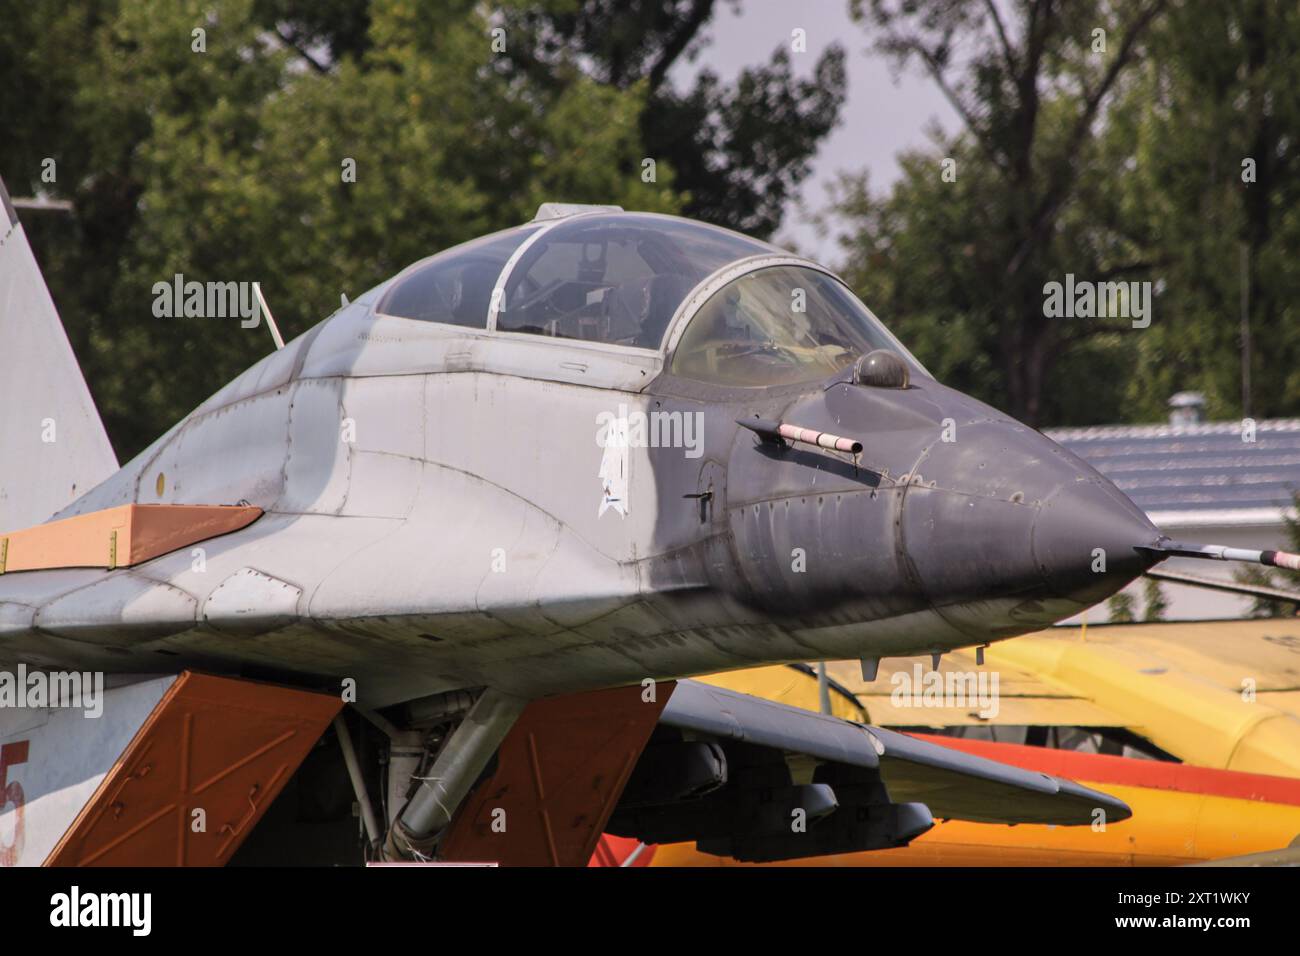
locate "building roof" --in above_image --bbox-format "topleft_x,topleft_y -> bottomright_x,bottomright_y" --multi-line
1045,419 -> 1300,527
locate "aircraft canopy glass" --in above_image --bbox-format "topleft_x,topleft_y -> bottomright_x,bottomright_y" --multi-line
669,265 -> 924,387
496,213 -> 773,348
377,226 -> 539,327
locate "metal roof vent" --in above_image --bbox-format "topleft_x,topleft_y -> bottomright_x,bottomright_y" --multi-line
1168,391 -> 1206,426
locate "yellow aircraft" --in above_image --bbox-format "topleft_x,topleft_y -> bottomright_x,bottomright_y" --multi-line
612,614 -> 1300,866
702,617 -> 1300,777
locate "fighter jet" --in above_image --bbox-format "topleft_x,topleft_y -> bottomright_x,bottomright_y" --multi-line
2,184 -> 1293,865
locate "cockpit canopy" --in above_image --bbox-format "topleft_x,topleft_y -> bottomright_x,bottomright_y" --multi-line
373,209 -> 924,385
669,265 -> 923,387
377,212 -> 773,347
495,214 -> 772,348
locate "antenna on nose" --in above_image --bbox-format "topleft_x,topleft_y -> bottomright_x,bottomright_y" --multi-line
252,282 -> 286,350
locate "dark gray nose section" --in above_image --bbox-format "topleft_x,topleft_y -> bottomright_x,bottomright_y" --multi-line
1032,472 -> 1162,606
898,417 -> 1162,634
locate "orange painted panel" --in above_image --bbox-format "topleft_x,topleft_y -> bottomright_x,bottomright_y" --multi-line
589,834 -> 656,867
907,733 -> 1300,804
45,672 -> 340,866
0,503 -> 261,573
440,683 -> 673,866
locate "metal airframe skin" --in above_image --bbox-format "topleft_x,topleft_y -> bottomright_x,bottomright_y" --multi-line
0,210 -> 1160,707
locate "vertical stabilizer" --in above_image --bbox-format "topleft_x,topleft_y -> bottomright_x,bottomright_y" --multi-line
0,176 -> 117,531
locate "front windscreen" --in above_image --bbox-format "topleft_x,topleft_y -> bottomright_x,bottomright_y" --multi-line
669,265 -> 925,386
496,213 -> 773,349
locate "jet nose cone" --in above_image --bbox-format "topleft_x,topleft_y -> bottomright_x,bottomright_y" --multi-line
1032,475 -> 1163,607
896,413 -> 1163,634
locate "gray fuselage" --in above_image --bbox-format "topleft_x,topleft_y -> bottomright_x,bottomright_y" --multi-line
0,214 -> 1160,707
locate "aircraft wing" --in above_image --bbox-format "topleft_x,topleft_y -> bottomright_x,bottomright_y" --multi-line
700,657 -> 1129,728
987,620 -> 1300,776
810,619 -> 1300,777
821,652 -> 1129,728
605,680 -> 1129,862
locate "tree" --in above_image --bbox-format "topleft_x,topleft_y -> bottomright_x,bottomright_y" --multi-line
1,0 -> 685,458
1109,0 -> 1300,422
1142,577 -> 1167,622
497,1 -> 848,237
840,0 -> 1167,426
252,0 -> 374,65
251,1 -> 850,237
1107,590 -> 1136,623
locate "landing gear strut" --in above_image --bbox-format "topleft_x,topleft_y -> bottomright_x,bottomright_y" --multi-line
382,688 -> 528,861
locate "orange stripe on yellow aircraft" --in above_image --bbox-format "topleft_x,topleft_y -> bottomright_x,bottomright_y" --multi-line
640,737 -> 1300,866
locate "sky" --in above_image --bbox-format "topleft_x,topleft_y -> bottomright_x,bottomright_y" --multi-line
670,0 -> 959,263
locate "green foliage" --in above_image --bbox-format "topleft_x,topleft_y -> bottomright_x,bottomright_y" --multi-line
1141,577 -> 1167,622
1,0 -> 692,458
494,1 -> 848,237
1113,1 -> 1300,422
641,45 -> 847,237
1107,590 -> 1136,624
3,1 -> 844,460
838,0 -> 1300,428
8,0 -> 1299,469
